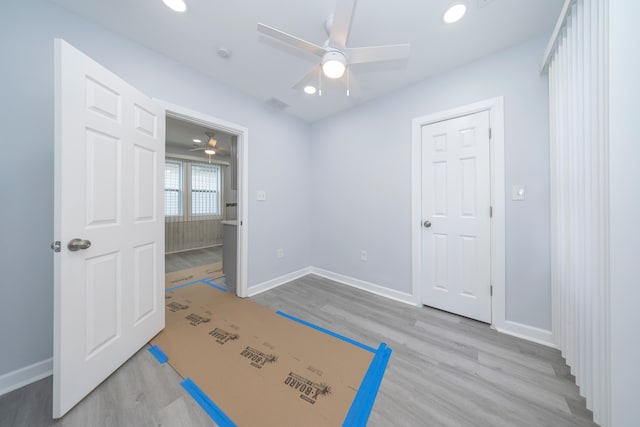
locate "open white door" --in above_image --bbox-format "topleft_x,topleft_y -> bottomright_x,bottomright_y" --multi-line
421,111 -> 491,323
53,39 -> 165,418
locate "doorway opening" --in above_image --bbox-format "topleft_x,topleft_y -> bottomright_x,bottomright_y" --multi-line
158,99 -> 249,297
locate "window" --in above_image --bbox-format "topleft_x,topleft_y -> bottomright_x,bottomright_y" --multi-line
191,163 -> 221,216
164,158 -> 222,218
164,160 -> 182,216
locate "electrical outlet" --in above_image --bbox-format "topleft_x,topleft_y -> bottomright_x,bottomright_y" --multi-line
276,248 -> 284,258
257,190 -> 266,201
360,250 -> 367,261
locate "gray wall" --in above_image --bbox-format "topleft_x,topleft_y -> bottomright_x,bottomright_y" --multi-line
310,36 -> 551,330
0,0 -> 312,377
0,0 -> 553,380
609,1 -> 640,424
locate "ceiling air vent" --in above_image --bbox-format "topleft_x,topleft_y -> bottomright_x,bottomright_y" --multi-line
265,97 -> 290,111
478,0 -> 495,7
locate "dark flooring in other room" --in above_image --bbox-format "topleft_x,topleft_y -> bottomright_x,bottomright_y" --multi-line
165,246 -> 222,273
0,251 -> 596,427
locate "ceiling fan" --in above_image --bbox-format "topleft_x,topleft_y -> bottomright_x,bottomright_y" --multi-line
189,131 -> 217,162
257,0 -> 410,95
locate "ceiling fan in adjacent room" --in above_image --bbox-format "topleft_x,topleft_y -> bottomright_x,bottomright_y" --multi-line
189,131 -> 217,162
257,0 -> 410,96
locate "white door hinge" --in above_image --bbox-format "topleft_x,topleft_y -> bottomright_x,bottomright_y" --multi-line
490,285 -> 493,296
489,128 -> 492,139
490,206 -> 493,218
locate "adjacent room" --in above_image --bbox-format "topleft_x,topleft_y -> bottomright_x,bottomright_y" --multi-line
0,0 -> 637,426
164,117 -> 239,290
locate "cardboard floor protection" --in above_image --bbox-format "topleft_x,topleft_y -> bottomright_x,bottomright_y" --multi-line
164,262 -> 224,289
150,276 -> 390,427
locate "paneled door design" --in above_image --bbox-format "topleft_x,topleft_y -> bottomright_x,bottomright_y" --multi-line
53,39 -> 165,417
421,111 -> 491,323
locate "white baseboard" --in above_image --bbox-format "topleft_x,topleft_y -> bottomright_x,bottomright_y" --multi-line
247,267 -> 313,297
495,320 -> 557,349
248,266 -> 555,350
309,267 -> 420,307
0,358 -> 53,397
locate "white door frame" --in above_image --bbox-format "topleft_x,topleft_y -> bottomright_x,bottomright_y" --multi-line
154,99 -> 249,298
411,97 -> 505,328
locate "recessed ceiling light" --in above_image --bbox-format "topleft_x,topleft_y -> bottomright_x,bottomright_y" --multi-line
443,4 -> 466,24
192,138 -> 201,143
162,0 -> 187,13
304,85 -> 317,95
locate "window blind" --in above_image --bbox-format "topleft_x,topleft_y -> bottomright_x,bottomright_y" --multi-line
164,160 -> 182,216
191,163 -> 221,216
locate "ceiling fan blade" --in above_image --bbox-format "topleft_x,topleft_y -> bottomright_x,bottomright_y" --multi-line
347,43 -> 410,64
257,23 -> 326,57
329,0 -> 357,48
188,147 -> 205,152
292,65 -> 322,90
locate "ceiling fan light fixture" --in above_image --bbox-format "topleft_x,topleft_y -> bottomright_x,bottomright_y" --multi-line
303,85 -> 317,95
204,147 -> 216,155
443,4 -> 466,24
205,131 -> 217,148
322,51 -> 346,79
162,0 -> 187,13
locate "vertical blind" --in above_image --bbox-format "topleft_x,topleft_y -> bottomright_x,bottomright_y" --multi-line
545,0 -> 610,425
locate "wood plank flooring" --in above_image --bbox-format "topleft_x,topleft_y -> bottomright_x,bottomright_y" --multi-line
165,246 -> 223,273
0,270 -> 596,426
0,348 -> 212,427
253,275 -> 596,427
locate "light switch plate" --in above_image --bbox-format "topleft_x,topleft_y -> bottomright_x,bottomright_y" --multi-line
512,185 -> 525,201
257,190 -> 266,201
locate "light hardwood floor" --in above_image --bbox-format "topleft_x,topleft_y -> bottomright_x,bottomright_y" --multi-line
253,275 -> 596,427
0,270 -> 596,426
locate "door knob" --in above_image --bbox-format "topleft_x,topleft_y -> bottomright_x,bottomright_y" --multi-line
68,238 -> 92,251
423,220 -> 432,228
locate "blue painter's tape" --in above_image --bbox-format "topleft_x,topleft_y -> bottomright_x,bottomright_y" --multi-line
166,279 -> 211,292
181,378 -> 236,427
166,278 -> 228,293
343,343 -> 392,427
276,311 -> 377,353
202,279 -> 228,292
148,345 -> 168,364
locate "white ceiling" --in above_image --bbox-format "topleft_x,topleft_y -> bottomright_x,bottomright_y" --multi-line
165,116 -> 233,155
52,0 -> 562,123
